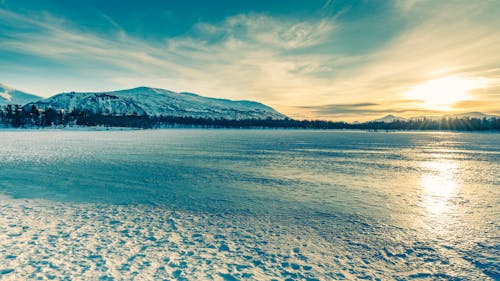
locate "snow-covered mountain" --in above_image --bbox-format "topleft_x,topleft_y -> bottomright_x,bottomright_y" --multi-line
370,115 -> 407,123
371,112 -> 498,123
445,112 -> 498,119
410,112 -> 499,121
0,83 -> 41,105
27,87 -> 287,120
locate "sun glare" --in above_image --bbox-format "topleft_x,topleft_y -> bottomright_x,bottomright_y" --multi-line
420,159 -> 458,215
405,75 -> 487,110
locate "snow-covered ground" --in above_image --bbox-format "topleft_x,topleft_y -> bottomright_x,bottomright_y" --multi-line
0,195 -> 336,280
0,130 -> 498,280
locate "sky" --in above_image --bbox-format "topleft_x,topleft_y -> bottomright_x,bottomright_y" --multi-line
1,0 -> 499,121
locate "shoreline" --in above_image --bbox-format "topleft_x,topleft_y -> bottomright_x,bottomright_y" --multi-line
0,126 -> 499,133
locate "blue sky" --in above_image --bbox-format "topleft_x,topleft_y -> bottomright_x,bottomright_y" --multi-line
1,0 -> 499,120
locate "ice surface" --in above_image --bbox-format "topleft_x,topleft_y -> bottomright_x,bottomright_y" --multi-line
0,130 -> 498,280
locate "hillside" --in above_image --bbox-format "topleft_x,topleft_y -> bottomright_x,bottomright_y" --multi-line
28,87 -> 287,120
0,84 -> 41,105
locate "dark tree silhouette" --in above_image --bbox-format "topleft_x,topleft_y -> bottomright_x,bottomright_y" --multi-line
0,104 -> 499,131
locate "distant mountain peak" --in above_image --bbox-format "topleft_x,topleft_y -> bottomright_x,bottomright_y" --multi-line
446,112 -> 498,119
122,86 -> 170,94
370,112 -> 498,123
0,83 -> 42,105
371,115 -> 407,123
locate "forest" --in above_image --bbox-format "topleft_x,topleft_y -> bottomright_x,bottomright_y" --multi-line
1,104 -> 499,131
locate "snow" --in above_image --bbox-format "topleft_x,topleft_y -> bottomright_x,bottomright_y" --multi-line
0,92 -> 12,101
0,130 -> 497,280
371,112 -> 498,123
0,195 -> 335,280
446,112 -> 498,119
371,115 -> 408,123
0,84 -> 41,106
28,87 -> 288,120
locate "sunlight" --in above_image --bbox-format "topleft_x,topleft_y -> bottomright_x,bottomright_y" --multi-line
405,75 -> 487,110
420,159 -> 458,215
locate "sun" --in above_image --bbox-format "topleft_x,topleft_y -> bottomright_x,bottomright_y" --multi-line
405,75 -> 487,111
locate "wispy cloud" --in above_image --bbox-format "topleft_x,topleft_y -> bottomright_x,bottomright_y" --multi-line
322,1 -> 500,100
295,101 -> 443,121
0,8 -> 336,106
192,14 -> 334,49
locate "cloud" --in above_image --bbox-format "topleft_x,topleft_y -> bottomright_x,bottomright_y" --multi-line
299,103 -> 389,118
452,100 -> 500,115
192,14 -> 334,50
0,8 -> 336,106
324,1 -> 500,96
295,101 -> 444,121
287,0 -> 500,119
300,103 -> 380,114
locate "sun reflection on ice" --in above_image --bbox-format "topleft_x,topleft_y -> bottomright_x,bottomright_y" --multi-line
420,159 -> 459,216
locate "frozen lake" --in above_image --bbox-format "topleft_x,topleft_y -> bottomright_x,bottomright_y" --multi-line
0,129 -> 498,280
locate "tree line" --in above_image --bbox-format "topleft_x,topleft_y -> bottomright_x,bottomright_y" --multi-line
1,104 -> 499,131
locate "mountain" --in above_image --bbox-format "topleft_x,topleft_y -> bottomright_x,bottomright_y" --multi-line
409,112 -> 499,121
445,112 -> 498,119
0,83 -> 41,105
27,86 -> 287,120
371,112 -> 499,123
370,115 -> 407,123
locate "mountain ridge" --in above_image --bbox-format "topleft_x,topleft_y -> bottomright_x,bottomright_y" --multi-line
2,83 -> 497,123
369,112 -> 498,123
370,115 -> 408,123
26,86 -> 287,120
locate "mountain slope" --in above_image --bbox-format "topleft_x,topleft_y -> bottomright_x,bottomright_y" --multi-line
0,84 -> 41,105
446,112 -> 498,119
28,87 -> 287,120
370,115 -> 407,123
370,112 -> 499,123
